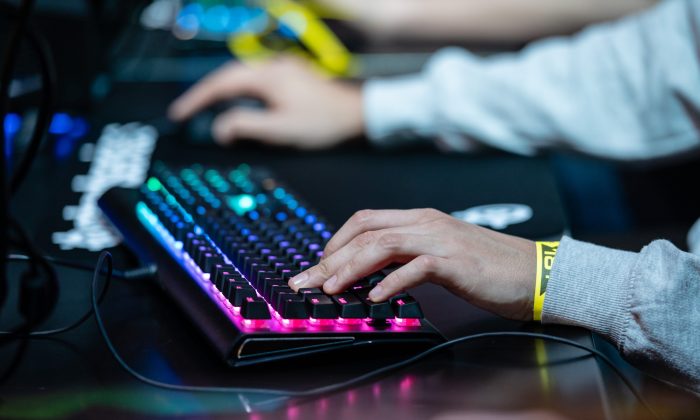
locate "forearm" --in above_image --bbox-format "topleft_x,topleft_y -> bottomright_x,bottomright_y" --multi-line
543,237 -> 700,395
367,0 -> 657,43
364,0 -> 700,160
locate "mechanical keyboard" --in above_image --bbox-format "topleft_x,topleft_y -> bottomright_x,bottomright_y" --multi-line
98,161 -> 444,366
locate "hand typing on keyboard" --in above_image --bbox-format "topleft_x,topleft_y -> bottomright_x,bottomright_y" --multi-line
289,208 -> 538,321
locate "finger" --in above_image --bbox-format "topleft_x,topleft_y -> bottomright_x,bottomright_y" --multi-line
168,62 -> 262,121
289,226 -> 411,291
211,108 -> 286,145
324,208 -> 439,258
323,232 -> 441,295
369,254 -> 450,302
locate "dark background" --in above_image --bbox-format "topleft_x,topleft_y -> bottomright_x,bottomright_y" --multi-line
2,1 -> 700,418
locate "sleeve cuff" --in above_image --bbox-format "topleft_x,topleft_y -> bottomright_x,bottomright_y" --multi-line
362,75 -> 435,147
542,236 -> 637,345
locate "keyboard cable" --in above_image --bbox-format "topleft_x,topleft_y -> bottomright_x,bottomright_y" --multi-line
87,251 -> 661,419
0,254 -> 156,338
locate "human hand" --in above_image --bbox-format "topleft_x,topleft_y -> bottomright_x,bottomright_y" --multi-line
289,209 -> 537,321
168,56 -> 364,149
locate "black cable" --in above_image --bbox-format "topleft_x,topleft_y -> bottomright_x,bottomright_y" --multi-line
0,267 -> 108,338
9,23 -> 55,196
3,218 -> 58,326
6,254 -> 157,280
0,0 -> 36,324
0,219 -> 60,345
0,253 -> 155,338
0,0 -> 59,346
90,251 -> 660,419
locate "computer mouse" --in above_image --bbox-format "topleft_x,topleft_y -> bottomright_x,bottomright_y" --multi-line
182,97 -> 266,145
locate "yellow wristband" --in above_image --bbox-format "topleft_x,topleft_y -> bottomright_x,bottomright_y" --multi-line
534,241 -> 559,321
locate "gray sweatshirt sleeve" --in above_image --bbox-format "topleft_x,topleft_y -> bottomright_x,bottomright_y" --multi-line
363,0 -> 700,160
542,236 -> 700,395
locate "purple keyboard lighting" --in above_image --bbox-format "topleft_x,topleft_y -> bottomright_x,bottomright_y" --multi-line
136,162 -> 426,334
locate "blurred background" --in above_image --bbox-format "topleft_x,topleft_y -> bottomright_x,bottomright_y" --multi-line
2,0 -> 700,250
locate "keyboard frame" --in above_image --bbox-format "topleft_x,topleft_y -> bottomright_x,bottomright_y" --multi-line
99,176 -> 445,367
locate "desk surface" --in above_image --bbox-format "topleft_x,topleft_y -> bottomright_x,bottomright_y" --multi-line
1,108 -> 697,419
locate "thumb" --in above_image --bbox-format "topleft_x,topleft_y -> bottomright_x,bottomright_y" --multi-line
211,108 -> 286,145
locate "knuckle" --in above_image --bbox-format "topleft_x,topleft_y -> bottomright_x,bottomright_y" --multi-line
420,208 -> 442,220
435,216 -> 455,228
315,262 -> 334,278
355,231 -> 377,248
377,233 -> 401,250
344,256 -> 360,274
339,258 -> 360,281
415,255 -> 439,275
351,209 -> 374,228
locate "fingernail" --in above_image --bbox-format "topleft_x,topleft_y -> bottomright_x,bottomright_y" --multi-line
291,272 -> 308,286
326,275 -> 337,289
369,285 -> 383,301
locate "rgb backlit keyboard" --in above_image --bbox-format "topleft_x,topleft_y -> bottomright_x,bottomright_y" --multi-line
98,162 -> 443,366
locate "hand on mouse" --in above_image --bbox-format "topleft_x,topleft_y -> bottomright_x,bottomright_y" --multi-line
289,209 -> 538,321
168,56 -> 364,149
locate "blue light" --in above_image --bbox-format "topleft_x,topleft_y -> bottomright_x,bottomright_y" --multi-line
197,205 -> 206,215
4,113 -> 21,138
313,222 -> 325,232
273,188 -> 286,200
305,214 -> 317,224
176,4 -> 203,32
242,7 -> 269,34
277,22 -> 297,40
180,3 -> 204,18
275,212 -> 288,222
227,6 -> 250,33
49,113 -> 73,135
54,135 -> 79,159
295,207 -> 307,218
4,113 -> 20,159
321,231 -> 332,240
202,5 -> 230,33
248,210 -> 260,221
70,117 -> 88,138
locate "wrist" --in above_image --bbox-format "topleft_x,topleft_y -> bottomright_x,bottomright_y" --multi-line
533,241 -> 560,321
334,82 -> 365,140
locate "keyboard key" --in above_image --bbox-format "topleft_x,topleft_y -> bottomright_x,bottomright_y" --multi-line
203,254 -> 225,274
241,297 -> 271,319
229,285 -> 256,307
362,297 -> 394,319
223,278 -> 249,298
304,294 -> 338,319
366,273 -> 384,287
332,293 -> 366,318
213,265 -> 237,288
279,295 -> 308,319
264,280 -> 287,301
270,286 -> 294,309
390,294 -> 424,318
281,269 -> 300,281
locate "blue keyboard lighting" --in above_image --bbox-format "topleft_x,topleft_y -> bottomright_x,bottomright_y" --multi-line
136,164 -> 425,333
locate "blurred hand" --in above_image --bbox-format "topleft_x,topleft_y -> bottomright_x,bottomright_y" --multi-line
168,56 -> 364,149
289,209 -> 537,321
